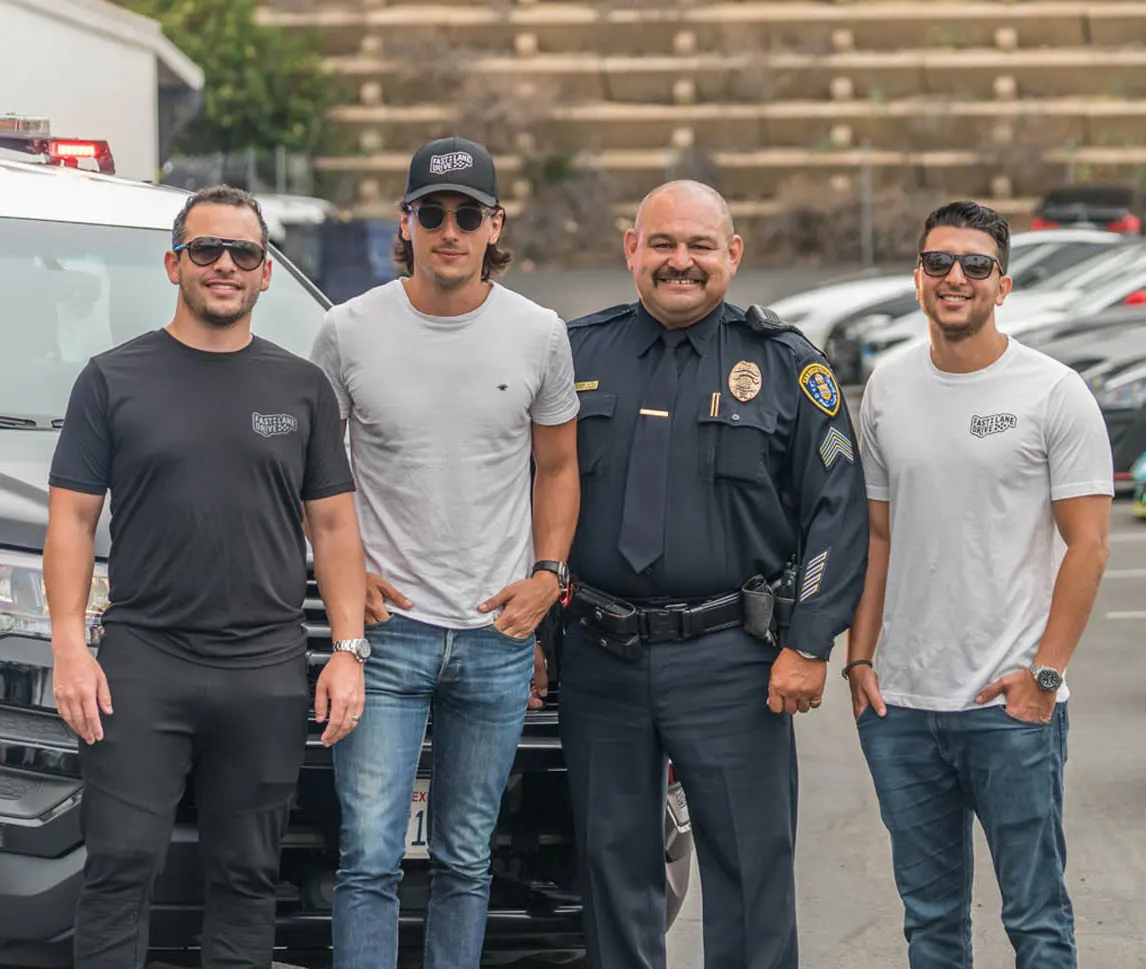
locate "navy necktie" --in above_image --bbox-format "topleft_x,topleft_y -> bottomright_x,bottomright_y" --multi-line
618,329 -> 689,575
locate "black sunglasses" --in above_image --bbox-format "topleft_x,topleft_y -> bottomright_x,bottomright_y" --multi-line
174,236 -> 266,272
919,250 -> 1001,281
408,203 -> 489,233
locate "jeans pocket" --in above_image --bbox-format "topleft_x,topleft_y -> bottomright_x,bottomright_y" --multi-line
855,705 -> 878,727
488,622 -> 535,646
999,706 -> 1052,727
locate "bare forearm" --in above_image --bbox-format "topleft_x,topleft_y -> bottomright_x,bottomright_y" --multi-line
532,464 -> 579,562
43,523 -> 97,650
311,522 -> 367,642
847,536 -> 889,663
1035,541 -> 1108,671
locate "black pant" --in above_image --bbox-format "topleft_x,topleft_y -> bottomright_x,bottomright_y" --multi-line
558,623 -> 798,969
74,626 -> 310,969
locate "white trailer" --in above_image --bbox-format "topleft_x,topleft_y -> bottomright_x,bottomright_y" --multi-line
0,0 -> 202,182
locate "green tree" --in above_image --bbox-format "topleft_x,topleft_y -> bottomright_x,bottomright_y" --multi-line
124,0 -> 338,155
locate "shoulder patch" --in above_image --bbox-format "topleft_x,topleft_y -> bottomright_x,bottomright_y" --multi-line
799,362 -> 841,417
567,302 -> 634,329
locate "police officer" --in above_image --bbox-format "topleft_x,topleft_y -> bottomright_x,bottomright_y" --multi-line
557,180 -> 869,969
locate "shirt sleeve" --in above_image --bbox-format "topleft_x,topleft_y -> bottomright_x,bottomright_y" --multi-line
784,350 -> 870,659
529,314 -> 580,426
308,310 -> 351,420
858,377 -> 890,502
48,360 -> 113,496
1046,369 -> 1114,500
301,367 -> 356,503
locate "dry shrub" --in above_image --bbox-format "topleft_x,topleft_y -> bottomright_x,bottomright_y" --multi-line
748,175 -> 945,267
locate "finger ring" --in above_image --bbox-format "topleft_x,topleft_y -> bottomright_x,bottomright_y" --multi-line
810,698 -> 822,708
351,715 -> 360,722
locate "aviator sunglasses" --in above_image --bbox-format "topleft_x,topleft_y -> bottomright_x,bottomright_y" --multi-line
919,250 -> 1001,281
173,236 -> 267,272
407,203 -> 489,233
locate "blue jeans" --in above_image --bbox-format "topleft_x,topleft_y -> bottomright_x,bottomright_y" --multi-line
331,614 -> 535,969
857,702 -> 1075,969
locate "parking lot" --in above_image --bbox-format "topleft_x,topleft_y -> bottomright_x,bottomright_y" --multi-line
667,499 -> 1146,969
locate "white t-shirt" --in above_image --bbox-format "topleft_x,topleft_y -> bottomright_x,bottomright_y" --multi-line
310,279 -> 579,629
859,338 -> 1113,711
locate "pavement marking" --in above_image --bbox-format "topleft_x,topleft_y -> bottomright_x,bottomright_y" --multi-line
1105,611 -> 1146,619
1110,531 -> 1146,542
1103,568 -> 1146,578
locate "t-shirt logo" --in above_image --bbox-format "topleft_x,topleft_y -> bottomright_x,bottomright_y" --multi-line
429,151 -> 473,175
252,412 -> 299,438
969,413 -> 1018,438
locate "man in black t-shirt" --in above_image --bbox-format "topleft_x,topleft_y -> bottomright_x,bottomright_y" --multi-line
43,186 -> 368,969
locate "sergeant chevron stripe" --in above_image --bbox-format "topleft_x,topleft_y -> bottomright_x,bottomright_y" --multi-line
819,426 -> 854,469
799,550 -> 829,602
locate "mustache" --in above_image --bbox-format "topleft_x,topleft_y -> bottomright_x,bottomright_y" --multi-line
655,268 -> 707,282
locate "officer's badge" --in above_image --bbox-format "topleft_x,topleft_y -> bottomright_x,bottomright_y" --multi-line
728,360 -> 762,402
819,426 -> 854,469
798,362 -> 840,417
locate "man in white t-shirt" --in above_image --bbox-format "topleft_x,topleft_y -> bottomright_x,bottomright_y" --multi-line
309,136 -> 580,969
846,200 -> 1112,969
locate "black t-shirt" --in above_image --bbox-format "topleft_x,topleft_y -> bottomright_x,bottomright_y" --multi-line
49,329 -> 355,666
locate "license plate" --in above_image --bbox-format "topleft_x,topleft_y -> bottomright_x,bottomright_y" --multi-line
405,778 -> 430,859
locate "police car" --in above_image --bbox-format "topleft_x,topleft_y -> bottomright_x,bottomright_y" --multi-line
0,119 -> 694,968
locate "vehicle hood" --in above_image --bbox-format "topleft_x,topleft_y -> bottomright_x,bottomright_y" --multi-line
0,430 -> 111,557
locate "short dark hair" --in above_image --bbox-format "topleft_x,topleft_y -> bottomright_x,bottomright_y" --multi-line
172,185 -> 269,251
918,200 -> 1011,274
390,203 -> 513,281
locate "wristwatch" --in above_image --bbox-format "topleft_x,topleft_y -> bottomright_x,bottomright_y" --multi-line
1029,662 -> 1063,692
532,560 -> 572,605
332,637 -> 371,664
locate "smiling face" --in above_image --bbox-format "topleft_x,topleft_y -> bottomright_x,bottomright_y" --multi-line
165,203 -> 271,329
624,183 -> 743,328
915,225 -> 1012,344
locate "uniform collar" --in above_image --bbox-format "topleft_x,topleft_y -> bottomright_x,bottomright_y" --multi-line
634,300 -> 725,357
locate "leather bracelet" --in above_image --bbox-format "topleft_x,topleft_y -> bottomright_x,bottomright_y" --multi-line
841,658 -> 873,681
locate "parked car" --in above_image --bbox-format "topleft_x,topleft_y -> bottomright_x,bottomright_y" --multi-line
0,151 -> 694,968
1030,182 -> 1146,234
822,231 -> 1130,381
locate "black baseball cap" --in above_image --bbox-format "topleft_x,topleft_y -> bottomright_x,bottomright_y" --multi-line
403,136 -> 499,208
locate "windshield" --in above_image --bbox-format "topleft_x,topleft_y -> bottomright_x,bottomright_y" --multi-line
1027,243 -> 1146,293
0,216 -> 330,420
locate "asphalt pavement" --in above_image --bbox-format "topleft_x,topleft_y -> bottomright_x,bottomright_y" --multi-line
666,499 -> 1146,969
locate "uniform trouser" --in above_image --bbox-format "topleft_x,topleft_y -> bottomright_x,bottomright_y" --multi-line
73,626 -> 310,969
558,622 -> 799,969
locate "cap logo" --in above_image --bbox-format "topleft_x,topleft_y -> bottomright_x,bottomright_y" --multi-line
429,151 -> 474,175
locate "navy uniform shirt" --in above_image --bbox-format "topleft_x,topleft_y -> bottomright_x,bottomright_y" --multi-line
566,299 -> 869,659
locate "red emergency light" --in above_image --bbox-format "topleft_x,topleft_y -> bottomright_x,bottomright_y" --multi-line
0,114 -> 116,175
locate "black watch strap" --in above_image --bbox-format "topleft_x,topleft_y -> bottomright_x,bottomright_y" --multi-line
532,560 -> 569,584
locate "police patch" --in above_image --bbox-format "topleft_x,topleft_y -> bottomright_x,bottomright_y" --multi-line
798,363 -> 840,416
799,550 -> 829,602
819,426 -> 854,469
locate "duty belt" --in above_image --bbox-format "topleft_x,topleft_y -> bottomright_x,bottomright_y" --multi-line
567,574 -> 787,661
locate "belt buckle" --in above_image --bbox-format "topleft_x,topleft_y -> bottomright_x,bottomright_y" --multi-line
641,602 -> 689,643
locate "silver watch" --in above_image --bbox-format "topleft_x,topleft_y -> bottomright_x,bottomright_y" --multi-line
332,637 -> 371,664
1029,663 -> 1063,692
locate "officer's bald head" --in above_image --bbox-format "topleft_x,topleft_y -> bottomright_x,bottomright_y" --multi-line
634,180 -> 736,241
625,179 -> 744,329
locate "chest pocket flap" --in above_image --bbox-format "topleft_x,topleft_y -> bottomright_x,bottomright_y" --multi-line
698,400 -> 778,483
576,391 -> 617,477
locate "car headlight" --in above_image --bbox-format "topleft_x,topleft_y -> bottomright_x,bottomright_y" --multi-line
1095,376 -> 1146,410
0,548 -> 109,643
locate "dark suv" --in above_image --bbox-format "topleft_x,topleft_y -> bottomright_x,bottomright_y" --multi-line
0,160 -> 694,968
1030,182 -> 1146,234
